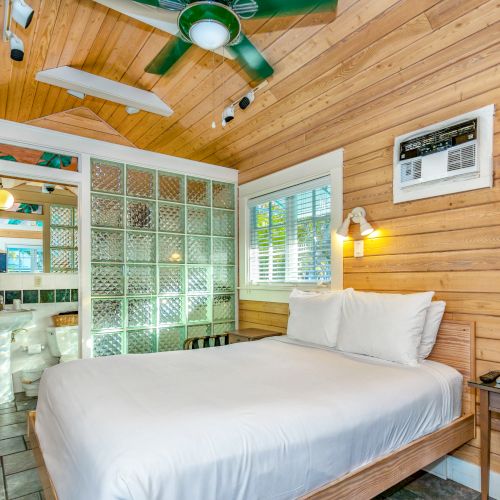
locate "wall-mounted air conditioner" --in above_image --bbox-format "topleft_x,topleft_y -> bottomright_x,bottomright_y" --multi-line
393,104 -> 495,203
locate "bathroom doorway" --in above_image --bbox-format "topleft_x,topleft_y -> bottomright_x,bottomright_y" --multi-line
0,173 -> 80,399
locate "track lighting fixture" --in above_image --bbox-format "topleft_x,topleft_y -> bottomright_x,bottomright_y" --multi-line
3,0 -> 34,63
239,90 -> 254,110
11,0 -> 34,29
5,31 -> 23,61
222,105 -> 235,127
337,207 -> 374,240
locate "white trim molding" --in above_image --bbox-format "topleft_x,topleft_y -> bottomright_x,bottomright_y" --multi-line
0,119 -> 238,359
238,148 -> 344,303
425,454 -> 500,499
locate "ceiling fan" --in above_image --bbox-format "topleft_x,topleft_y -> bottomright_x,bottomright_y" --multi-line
95,0 -> 337,81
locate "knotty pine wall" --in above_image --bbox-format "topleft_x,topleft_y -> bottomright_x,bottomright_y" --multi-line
238,2 -> 500,472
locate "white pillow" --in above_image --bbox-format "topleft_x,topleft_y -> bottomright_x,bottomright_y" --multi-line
287,288 -> 345,347
418,301 -> 446,361
337,289 -> 435,366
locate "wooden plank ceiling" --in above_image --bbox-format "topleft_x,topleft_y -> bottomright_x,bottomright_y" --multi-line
0,0 -> 498,178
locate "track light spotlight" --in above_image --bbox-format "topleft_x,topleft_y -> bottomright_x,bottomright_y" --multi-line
11,0 -> 34,29
6,31 -> 24,61
239,90 -> 255,110
222,105 -> 235,127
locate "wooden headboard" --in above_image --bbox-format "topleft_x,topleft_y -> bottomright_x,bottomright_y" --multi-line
428,320 -> 475,415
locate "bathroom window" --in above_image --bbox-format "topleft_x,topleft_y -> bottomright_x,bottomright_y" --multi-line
6,245 -> 43,273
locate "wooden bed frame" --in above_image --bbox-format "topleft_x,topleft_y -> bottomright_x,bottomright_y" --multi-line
27,320 -> 475,500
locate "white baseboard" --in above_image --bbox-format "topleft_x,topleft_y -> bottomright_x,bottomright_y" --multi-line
425,455 -> 500,499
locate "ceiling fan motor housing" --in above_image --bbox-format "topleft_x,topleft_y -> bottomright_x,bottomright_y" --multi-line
178,1 -> 241,46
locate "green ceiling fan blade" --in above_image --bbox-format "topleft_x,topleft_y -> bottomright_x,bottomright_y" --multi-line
145,38 -> 192,75
228,35 -> 273,81
231,0 -> 337,18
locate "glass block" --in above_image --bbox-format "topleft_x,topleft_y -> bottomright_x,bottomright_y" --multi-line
92,299 -> 123,330
91,159 -> 123,194
126,199 -> 155,231
91,194 -> 124,229
126,166 -> 155,199
158,326 -> 186,351
91,264 -> 124,296
158,266 -> 184,294
74,250 -> 79,270
74,228 -> 79,249
159,296 -> 184,325
186,206 -> 210,235
212,182 -> 235,209
187,236 -> 211,264
212,237 -> 235,265
187,324 -> 211,338
91,229 -> 124,262
50,249 -> 72,270
126,232 -> 156,263
188,295 -> 211,323
187,177 -> 210,206
213,294 -> 235,321
127,329 -> 156,354
50,227 -> 73,247
158,234 -> 184,263
93,332 -> 123,357
127,298 -> 155,327
212,209 -> 234,237
126,265 -> 156,295
187,266 -> 210,293
213,322 -> 235,335
213,266 -> 235,293
159,172 -> 184,203
158,203 -> 184,233
50,205 -> 73,226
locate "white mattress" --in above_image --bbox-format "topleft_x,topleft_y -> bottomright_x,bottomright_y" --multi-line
36,337 -> 462,500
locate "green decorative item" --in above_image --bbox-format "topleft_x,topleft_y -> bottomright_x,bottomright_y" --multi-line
16,203 -> 40,214
38,152 -> 74,169
0,154 -> 17,161
142,0 -> 337,81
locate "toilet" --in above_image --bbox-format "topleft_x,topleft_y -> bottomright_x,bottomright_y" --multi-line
47,326 -> 79,362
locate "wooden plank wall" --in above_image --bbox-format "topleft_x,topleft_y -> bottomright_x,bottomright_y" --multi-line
238,1 -> 500,472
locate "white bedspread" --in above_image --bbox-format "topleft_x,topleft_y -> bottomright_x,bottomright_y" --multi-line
36,337 -> 462,500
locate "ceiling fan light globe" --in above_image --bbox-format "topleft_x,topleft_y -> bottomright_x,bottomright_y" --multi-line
189,20 -> 230,50
0,189 -> 15,210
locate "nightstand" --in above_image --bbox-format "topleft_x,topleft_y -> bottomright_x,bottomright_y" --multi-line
226,328 -> 282,343
468,378 -> 500,500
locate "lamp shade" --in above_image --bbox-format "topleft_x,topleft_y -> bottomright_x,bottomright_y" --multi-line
336,216 -> 351,239
359,218 -> 374,236
0,188 -> 14,210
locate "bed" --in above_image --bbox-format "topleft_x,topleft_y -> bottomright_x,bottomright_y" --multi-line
28,320 -> 475,500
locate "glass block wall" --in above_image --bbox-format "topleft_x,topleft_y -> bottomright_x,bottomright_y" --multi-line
49,205 -> 78,272
89,159 -> 236,356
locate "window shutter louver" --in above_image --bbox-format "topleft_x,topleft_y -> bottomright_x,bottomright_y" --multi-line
248,177 -> 331,284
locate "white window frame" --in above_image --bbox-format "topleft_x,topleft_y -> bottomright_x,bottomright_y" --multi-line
239,148 -> 344,303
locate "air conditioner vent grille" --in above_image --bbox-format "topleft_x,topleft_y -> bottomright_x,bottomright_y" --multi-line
447,143 -> 476,172
400,159 -> 422,183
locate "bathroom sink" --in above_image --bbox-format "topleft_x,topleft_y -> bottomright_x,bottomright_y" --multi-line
0,309 -> 33,405
0,309 -> 33,333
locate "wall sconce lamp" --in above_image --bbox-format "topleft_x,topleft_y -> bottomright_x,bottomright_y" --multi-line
337,207 -> 374,240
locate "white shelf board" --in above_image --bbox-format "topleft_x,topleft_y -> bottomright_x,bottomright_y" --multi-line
36,66 -> 173,117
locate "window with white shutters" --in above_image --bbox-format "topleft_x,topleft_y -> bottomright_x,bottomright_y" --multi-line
248,177 -> 331,284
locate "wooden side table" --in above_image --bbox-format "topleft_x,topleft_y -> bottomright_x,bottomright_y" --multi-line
468,379 -> 500,500
226,328 -> 282,343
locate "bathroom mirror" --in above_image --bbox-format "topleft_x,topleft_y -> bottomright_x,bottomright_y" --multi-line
0,176 -> 78,274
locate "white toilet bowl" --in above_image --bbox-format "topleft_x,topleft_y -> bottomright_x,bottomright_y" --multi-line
47,326 -> 79,362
